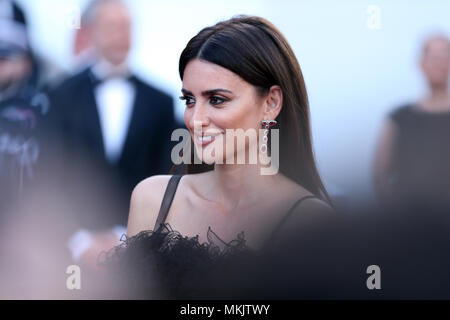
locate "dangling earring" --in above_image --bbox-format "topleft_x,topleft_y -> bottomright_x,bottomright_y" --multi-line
260,120 -> 277,154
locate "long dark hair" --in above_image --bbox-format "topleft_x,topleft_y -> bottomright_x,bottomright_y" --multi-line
175,15 -> 331,203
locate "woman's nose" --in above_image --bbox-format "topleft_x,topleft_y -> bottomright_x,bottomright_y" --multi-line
190,103 -> 210,129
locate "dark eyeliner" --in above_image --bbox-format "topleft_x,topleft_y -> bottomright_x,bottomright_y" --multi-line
209,95 -> 229,106
179,95 -> 195,106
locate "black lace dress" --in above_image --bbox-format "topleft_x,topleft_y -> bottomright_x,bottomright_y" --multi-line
99,223 -> 256,299
98,175 -> 320,299
98,176 -> 450,299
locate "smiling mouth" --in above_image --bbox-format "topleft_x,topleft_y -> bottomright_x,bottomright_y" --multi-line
192,131 -> 223,146
198,135 -> 214,142
194,134 -> 216,146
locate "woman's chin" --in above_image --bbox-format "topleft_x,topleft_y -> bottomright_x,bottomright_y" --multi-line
193,148 -> 216,165
202,159 -> 216,165
200,152 -> 220,165
192,145 -> 219,164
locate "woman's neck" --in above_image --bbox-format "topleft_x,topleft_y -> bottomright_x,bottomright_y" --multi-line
209,163 -> 279,214
420,85 -> 450,112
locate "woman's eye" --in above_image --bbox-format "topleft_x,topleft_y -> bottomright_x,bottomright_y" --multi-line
209,96 -> 225,106
179,96 -> 195,107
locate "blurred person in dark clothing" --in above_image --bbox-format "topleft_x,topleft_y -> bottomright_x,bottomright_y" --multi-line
373,33 -> 450,211
47,0 -> 176,271
0,1 -> 73,298
0,0 -> 51,214
0,0 -> 65,90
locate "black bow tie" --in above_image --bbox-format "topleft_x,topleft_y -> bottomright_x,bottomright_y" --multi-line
88,69 -> 134,88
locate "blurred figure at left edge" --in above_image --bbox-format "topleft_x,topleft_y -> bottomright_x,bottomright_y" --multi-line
45,0 -> 177,280
0,0 -> 64,216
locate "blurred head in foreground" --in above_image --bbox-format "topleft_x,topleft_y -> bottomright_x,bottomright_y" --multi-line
0,18 -> 31,98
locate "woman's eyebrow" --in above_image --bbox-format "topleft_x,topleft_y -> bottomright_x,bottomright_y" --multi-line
201,89 -> 233,95
181,88 -> 232,96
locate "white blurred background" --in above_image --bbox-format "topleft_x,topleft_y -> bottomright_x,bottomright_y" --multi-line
15,0 -> 450,204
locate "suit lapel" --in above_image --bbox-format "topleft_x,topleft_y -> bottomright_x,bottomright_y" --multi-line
82,70 -> 106,158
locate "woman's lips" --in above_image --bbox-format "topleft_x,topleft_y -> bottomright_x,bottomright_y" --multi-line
195,134 -> 216,147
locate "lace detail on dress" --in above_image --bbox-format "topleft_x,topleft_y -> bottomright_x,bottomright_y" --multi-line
99,223 -> 247,263
206,226 -> 246,253
97,223 -> 251,298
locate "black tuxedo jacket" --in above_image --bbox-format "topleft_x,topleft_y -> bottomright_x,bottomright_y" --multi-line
45,68 -> 176,230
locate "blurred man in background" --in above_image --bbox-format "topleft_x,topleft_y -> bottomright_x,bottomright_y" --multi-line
47,0 -> 176,272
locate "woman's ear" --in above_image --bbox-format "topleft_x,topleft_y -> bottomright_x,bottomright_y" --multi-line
263,85 -> 283,120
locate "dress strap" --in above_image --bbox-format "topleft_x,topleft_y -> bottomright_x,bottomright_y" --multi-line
268,195 -> 318,242
154,175 -> 183,230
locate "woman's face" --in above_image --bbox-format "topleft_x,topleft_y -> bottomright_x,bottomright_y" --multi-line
181,59 -> 266,165
421,37 -> 450,87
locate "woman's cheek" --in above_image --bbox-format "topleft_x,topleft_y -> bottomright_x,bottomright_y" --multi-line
184,109 -> 193,130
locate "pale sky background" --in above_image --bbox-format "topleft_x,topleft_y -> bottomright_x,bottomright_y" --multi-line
15,0 -> 450,205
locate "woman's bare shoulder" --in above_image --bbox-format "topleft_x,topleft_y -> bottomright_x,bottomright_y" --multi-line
126,173 -> 211,237
298,197 -> 335,215
283,195 -> 335,228
272,196 -> 336,245
126,175 -> 173,237
134,175 -> 173,195
175,171 -> 211,194
289,196 -> 336,230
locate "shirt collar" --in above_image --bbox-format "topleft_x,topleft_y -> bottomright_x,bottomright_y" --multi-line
91,58 -> 130,81
89,59 -> 134,88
